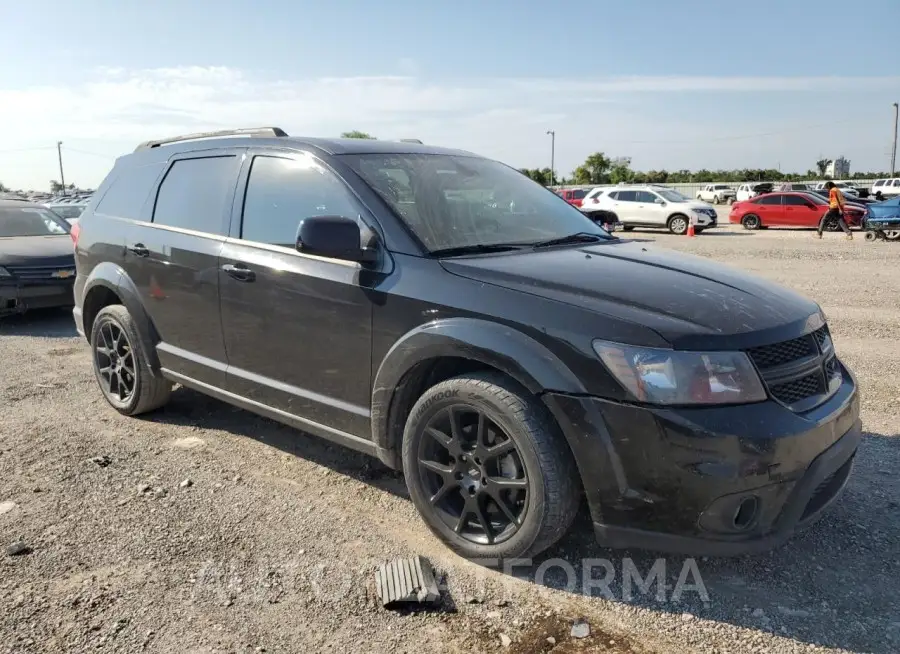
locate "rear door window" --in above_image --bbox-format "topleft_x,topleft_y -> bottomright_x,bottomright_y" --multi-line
153,156 -> 238,235
571,189 -> 586,200
755,195 -> 782,205
783,195 -> 812,207
617,191 -> 637,202
634,191 -> 657,203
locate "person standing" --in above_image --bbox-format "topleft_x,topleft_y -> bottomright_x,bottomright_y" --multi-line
817,181 -> 852,239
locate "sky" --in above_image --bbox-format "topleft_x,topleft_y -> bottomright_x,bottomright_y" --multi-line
0,0 -> 898,190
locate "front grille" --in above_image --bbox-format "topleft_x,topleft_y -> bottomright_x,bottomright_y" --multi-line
769,372 -> 825,405
747,325 -> 837,410
801,456 -> 853,520
747,333 -> 816,369
5,265 -> 75,281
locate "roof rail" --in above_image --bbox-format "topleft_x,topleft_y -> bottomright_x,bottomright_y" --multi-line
398,138 -> 423,144
134,127 -> 289,152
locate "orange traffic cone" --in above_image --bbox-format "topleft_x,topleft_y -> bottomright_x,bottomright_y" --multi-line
687,222 -> 696,237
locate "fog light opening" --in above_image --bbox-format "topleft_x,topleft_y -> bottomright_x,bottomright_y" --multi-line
733,496 -> 759,530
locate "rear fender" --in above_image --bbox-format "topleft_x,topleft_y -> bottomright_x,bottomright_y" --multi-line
81,262 -> 161,371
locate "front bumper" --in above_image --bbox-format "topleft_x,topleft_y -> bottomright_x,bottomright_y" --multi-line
0,281 -> 75,316
543,362 -> 860,556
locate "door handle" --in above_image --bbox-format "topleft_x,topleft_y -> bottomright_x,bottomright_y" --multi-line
128,243 -> 149,257
221,263 -> 256,282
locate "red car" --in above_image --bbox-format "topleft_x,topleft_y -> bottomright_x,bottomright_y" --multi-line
557,188 -> 587,208
729,192 -> 866,230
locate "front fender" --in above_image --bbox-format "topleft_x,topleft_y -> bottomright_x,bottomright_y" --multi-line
80,262 -> 161,371
370,317 -> 586,458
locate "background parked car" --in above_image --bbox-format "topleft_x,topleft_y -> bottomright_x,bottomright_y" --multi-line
695,184 -> 736,204
776,183 -> 812,192
870,178 -> 900,198
557,188 -> 587,207
807,189 -> 874,206
813,181 -> 859,197
729,192 -> 866,230
588,184 -> 717,234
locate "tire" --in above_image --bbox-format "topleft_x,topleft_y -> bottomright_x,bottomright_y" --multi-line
713,195 -> 720,205
864,231 -> 877,242
727,197 -> 735,205
741,214 -> 761,230
402,372 -> 580,560
90,305 -> 171,416
824,219 -> 840,232
668,214 -> 690,235
694,227 -> 704,235
621,225 -> 634,232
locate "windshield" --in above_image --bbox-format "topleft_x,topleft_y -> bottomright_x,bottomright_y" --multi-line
48,206 -> 85,220
341,153 -> 611,252
657,189 -> 688,202
0,207 -> 70,237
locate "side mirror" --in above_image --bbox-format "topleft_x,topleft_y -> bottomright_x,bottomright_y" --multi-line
655,199 -> 666,206
296,215 -> 376,263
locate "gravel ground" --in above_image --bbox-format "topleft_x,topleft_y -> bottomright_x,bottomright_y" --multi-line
1,223 -> 897,654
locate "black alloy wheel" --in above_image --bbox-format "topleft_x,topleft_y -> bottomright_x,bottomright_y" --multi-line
402,373 -> 579,559
90,305 -> 171,415
742,214 -> 761,230
416,405 -> 528,546
94,318 -> 136,407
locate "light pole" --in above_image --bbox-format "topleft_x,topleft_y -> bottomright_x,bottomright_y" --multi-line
56,141 -> 67,196
546,130 -> 555,186
891,103 -> 898,177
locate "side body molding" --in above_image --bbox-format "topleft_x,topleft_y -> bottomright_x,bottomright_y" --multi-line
370,317 -> 587,466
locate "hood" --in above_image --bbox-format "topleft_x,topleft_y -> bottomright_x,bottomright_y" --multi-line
685,200 -> 716,212
441,241 -> 821,349
0,235 -> 75,267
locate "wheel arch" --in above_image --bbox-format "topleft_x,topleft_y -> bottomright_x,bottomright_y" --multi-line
81,263 -> 162,371
371,318 -> 587,468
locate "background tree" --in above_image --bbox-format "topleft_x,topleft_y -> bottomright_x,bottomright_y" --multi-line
0,181 -> 9,192
341,130 -> 377,139
816,159 -> 829,177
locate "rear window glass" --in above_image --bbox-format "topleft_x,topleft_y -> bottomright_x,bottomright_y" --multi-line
153,156 -> 237,235
95,163 -> 165,220
0,207 -> 69,237
617,191 -> 637,201
571,189 -> 586,199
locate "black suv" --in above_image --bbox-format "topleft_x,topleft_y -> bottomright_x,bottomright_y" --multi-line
72,128 -> 861,559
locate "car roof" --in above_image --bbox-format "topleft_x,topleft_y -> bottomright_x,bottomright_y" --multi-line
122,132 -> 479,166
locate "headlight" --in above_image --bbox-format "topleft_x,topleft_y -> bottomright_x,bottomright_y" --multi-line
593,340 -> 767,405
0,266 -> 12,278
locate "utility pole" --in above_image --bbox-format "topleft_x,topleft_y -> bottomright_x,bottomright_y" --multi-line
546,130 -> 555,186
891,103 -> 898,177
56,141 -> 67,196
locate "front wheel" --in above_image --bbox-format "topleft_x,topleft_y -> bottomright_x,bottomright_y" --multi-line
713,195 -> 720,205
402,372 -> 579,560
864,231 -> 878,242
91,305 -> 172,415
668,214 -> 690,235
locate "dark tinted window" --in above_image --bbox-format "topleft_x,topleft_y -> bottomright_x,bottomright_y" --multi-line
153,156 -> 236,234
755,195 -> 782,205
783,195 -> 812,207
635,191 -> 657,203
617,191 -> 637,202
241,155 -> 360,247
571,189 -> 586,199
607,191 -> 619,200
95,163 -> 165,220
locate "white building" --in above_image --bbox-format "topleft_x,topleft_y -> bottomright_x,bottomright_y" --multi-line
825,157 -> 850,178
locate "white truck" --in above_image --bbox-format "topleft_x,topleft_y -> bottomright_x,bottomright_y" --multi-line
695,184 -> 736,204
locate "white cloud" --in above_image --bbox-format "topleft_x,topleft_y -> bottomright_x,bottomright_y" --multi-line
0,66 -> 896,190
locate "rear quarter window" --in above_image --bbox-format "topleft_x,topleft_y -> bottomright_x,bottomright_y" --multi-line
152,156 -> 238,235
94,162 -> 166,220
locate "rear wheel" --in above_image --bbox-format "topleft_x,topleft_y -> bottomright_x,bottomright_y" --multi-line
864,231 -> 878,242
621,225 -> 634,232
886,230 -> 900,241
402,372 -> 579,560
713,195 -> 720,204
90,305 -> 171,416
668,214 -> 690,235
741,214 -> 761,230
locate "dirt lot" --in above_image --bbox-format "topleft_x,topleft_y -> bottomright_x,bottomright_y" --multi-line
1,224 -> 898,654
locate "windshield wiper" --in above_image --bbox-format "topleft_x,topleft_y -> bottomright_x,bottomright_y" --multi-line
532,232 -> 608,248
430,243 -> 530,257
